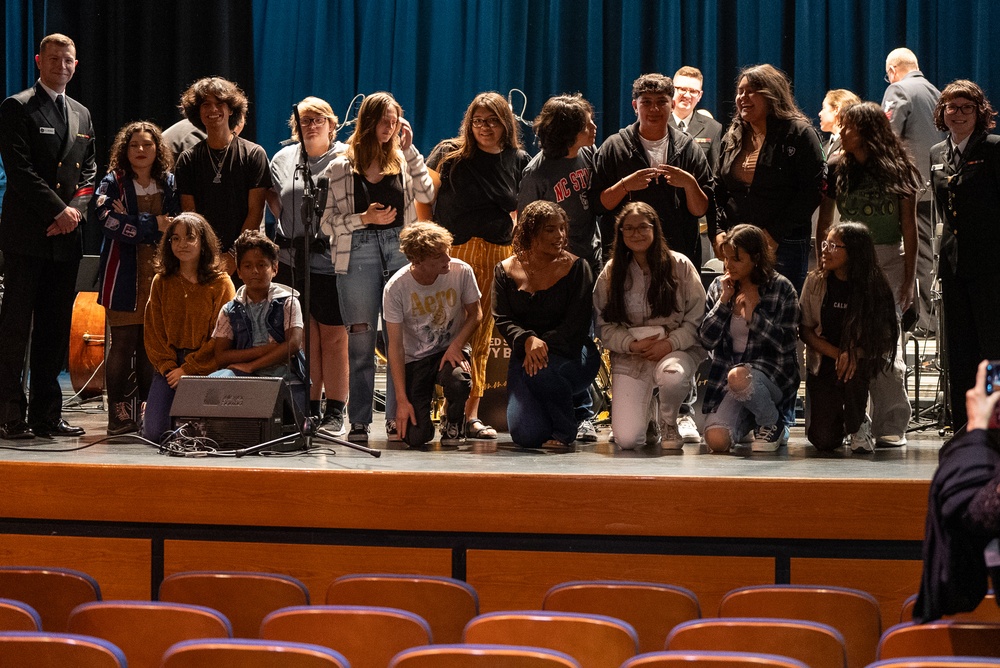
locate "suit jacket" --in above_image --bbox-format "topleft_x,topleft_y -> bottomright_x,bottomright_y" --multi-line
930,131 -> 1000,279
670,110 -> 723,174
882,71 -> 945,186
0,82 -> 95,262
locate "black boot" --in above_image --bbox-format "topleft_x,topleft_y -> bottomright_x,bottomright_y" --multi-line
107,401 -> 138,436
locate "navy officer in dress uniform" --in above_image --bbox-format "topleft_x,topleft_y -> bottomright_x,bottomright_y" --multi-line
0,33 -> 95,439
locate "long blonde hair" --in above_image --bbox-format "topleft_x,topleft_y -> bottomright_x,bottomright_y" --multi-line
346,91 -> 403,175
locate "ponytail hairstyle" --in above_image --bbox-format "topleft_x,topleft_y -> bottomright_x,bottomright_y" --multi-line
830,222 -> 898,377
602,202 -> 678,323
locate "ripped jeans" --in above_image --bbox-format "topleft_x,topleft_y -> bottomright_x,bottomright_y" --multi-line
336,227 -> 407,425
704,363 -> 783,443
611,350 -> 698,449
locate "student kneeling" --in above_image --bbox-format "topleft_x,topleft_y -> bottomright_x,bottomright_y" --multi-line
383,222 -> 482,447
211,231 -> 306,410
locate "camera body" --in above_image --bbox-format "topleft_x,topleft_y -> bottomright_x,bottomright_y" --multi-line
988,360 -> 1000,429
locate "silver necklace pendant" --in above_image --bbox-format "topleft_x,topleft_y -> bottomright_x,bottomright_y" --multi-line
213,173 -> 222,184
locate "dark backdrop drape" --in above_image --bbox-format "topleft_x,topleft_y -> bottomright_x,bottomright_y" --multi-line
5,0 -> 999,163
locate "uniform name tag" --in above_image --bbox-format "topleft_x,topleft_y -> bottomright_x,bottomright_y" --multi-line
39,127 -> 55,135
930,164 -> 944,171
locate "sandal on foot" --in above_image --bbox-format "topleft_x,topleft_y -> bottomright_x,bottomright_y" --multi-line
466,418 -> 498,440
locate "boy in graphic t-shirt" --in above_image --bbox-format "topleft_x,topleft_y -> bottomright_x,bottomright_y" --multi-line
383,222 -> 482,447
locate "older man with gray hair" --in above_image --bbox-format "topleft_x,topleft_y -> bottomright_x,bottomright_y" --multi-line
882,47 -> 944,334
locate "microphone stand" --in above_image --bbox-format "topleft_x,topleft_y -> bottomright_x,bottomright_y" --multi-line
236,104 -> 379,458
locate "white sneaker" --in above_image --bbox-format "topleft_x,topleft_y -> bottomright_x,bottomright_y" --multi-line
876,433 -> 907,447
676,414 -> 701,443
752,424 -> 789,452
848,415 -> 875,454
576,418 -> 598,442
659,422 -> 683,449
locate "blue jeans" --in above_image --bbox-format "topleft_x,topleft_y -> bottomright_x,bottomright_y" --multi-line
507,344 -> 600,448
336,227 -> 407,425
143,373 -> 176,443
775,237 -> 809,296
704,363 -> 783,442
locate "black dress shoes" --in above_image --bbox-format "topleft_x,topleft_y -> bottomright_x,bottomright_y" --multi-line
30,419 -> 85,438
0,420 -> 35,440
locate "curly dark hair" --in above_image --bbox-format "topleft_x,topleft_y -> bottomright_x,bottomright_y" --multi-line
533,94 -> 594,159
154,212 -> 225,283
933,79 -> 998,136
824,222 -> 898,377
179,76 -> 248,132
513,200 -> 567,262
107,121 -> 173,181
631,73 -> 674,100
724,224 -> 776,286
601,202 -> 678,324
836,101 -> 922,197
234,229 -> 279,266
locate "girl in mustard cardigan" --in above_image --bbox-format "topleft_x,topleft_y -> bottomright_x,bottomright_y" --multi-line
143,212 -> 235,442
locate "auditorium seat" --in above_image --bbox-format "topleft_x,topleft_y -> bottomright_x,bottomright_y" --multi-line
0,599 -> 41,631
877,621 -> 1000,660
867,658 -> 1000,668
159,570 -> 309,638
0,566 -> 101,631
66,600 -> 232,668
0,630 -> 127,667
389,643 -> 581,668
666,618 -> 848,668
900,593 -> 1000,623
718,584 -> 880,668
462,610 -> 639,668
161,638 -> 350,667
326,572 -> 478,643
542,580 -> 700,654
621,649 -> 811,667
261,604 -> 432,668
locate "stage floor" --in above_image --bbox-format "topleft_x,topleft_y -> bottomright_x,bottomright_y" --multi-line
0,397 -> 948,481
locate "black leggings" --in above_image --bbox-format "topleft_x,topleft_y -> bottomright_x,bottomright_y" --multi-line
106,324 -> 154,403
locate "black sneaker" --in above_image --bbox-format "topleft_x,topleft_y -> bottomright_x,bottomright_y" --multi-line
440,416 -> 464,445
322,406 -> 346,436
752,424 -> 787,452
386,419 -> 401,442
348,423 -> 369,443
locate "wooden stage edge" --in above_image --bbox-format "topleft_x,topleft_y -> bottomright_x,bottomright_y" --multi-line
0,450 -> 932,625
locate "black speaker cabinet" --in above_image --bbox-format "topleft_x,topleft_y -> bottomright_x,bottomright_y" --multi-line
169,376 -> 302,452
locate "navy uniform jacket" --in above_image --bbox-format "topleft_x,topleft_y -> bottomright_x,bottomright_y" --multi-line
0,82 -> 96,262
670,110 -> 723,174
930,131 -> 1000,279
882,71 -> 945,187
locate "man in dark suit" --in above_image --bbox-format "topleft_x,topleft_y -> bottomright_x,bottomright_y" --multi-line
669,66 -> 724,174
0,33 -> 95,439
882,47 -> 945,333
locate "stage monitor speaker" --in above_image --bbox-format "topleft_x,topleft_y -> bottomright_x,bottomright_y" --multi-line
169,376 -> 302,452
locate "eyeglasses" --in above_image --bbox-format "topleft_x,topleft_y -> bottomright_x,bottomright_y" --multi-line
299,117 -> 328,127
675,86 -> 702,97
820,240 -> 846,252
471,117 -> 502,128
622,223 -> 655,235
945,103 -> 976,115
884,66 -> 894,84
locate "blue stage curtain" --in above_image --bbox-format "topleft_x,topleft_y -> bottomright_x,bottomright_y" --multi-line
4,0 -> 999,162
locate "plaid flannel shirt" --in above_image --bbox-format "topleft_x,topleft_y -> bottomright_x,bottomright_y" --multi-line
698,272 -> 801,414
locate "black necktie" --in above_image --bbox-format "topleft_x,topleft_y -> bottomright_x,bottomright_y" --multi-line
952,147 -> 962,168
679,120 -> 688,134
55,94 -> 67,135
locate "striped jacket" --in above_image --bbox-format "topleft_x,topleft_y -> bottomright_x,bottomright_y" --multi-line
320,145 -> 435,274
